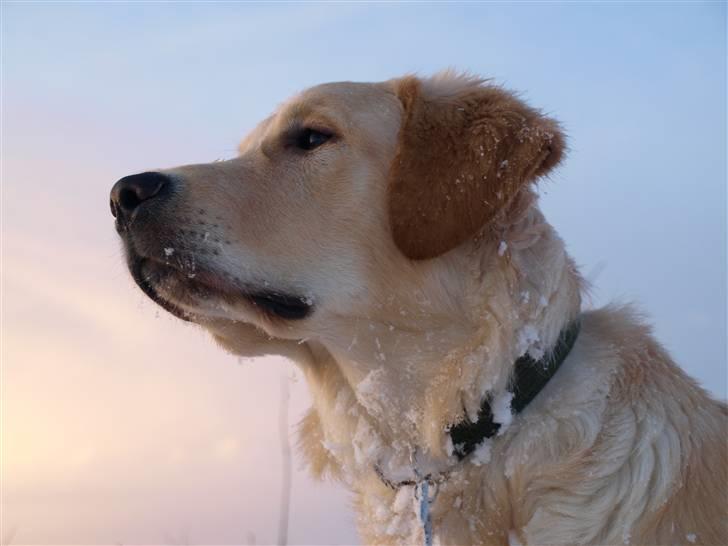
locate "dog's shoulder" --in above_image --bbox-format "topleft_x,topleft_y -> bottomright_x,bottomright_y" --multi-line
582,304 -> 723,409
575,305 -> 727,545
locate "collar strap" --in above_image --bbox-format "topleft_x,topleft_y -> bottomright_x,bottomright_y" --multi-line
449,320 -> 581,459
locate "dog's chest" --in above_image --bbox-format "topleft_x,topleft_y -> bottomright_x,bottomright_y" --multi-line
355,464 -> 513,546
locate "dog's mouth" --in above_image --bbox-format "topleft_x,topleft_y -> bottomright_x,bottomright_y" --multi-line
130,257 -> 194,321
128,254 -> 313,322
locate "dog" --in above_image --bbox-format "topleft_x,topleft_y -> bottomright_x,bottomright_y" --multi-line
110,72 -> 727,545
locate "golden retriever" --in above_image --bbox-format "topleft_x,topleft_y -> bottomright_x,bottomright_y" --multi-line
110,72 -> 727,545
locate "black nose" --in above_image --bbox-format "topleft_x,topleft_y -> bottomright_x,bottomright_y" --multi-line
110,171 -> 171,220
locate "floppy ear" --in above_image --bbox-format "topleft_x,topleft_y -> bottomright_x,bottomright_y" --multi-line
387,73 -> 565,260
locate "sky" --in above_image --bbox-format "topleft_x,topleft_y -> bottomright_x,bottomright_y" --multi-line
1,2 -> 725,545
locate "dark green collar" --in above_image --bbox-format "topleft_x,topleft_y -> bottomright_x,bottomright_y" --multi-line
449,320 -> 581,459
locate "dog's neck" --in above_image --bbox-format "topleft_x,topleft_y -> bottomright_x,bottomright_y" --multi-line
298,199 -> 583,482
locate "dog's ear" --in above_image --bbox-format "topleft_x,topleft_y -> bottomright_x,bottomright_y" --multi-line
387,73 -> 565,260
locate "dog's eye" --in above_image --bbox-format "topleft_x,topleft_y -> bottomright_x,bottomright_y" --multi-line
296,128 -> 332,151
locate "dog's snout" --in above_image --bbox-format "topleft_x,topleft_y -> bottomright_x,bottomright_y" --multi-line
110,171 -> 171,220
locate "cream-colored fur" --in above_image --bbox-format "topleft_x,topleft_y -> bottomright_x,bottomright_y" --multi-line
116,73 -> 727,545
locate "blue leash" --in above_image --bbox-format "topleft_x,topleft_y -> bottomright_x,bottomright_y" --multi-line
416,480 -> 433,546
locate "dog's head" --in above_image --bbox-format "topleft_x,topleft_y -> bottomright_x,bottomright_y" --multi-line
111,72 -> 565,371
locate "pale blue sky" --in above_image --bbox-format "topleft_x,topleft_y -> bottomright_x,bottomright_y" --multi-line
3,2 -> 725,544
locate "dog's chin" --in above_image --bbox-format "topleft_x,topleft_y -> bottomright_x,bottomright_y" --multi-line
128,256 -> 313,322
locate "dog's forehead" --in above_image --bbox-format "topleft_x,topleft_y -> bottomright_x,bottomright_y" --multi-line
280,81 -> 396,127
238,80 -> 399,153
297,80 -> 390,106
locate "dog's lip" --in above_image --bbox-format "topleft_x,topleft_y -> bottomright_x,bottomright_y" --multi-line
247,291 -> 313,320
130,257 -> 195,322
130,255 -> 314,321
135,254 -> 240,300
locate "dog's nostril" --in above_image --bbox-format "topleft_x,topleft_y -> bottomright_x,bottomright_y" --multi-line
110,171 -> 172,219
118,187 -> 143,211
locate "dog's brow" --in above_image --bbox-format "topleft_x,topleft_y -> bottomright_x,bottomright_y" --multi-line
238,115 -> 275,153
